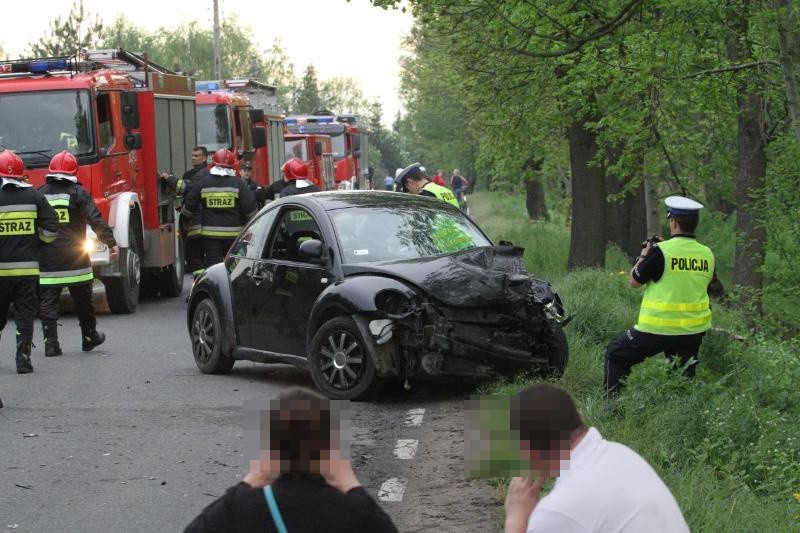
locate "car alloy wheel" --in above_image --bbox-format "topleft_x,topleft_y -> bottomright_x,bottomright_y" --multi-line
190,298 -> 234,374
319,330 -> 365,391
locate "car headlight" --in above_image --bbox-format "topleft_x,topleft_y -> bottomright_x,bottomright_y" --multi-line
375,290 -> 415,317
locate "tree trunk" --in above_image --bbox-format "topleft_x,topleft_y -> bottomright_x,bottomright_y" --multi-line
605,148 -> 647,258
732,90 -> 767,315
728,5 -> 768,316
644,175 -> 660,237
525,179 -> 549,221
567,117 -> 606,270
777,0 -> 800,142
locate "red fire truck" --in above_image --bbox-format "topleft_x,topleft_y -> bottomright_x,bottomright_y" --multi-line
0,49 -> 194,313
195,79 -> 285,187
283,126 -> 335,190
285,113 -> 369,189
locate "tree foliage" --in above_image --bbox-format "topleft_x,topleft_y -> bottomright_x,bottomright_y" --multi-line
28,0 -> 104,58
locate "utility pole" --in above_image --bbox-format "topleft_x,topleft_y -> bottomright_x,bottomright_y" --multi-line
213,0 -> 221,80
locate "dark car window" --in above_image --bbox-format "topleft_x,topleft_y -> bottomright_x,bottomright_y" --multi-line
229,209 -> 277,259
267,208 -> 323,262
331,206 -> 491,263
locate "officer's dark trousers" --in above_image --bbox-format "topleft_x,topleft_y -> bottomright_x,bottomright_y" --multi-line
39,282 -> 96,332
202,238 -> 234,268
186,237 -> 204,274
604,328 -> 704,393
0,278 -> 38,343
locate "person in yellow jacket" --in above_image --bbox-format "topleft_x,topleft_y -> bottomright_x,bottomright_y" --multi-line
604,196 -> 716,393
394,162 -> 460,208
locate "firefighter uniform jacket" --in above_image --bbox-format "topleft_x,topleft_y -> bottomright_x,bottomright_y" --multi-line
0,178 -> 59,277
182,171 -> 257,239
37,177 -> 117,286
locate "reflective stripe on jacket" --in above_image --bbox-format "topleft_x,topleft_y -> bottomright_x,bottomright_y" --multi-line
421,182 -> 460,207
0,180 -> 59,277
635,237 -> 715,335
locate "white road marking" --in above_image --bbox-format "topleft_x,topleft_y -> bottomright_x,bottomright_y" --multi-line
403,408 -> 425,427
393,438 -> 419,460
378,477 -> 408,502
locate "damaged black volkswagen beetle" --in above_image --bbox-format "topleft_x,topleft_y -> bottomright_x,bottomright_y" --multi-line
187,192 -> 569,400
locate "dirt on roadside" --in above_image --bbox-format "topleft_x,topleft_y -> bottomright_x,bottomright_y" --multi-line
395,399 -> 503,533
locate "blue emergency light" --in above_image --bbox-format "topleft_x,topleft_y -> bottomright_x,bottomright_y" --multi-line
314,116 -> 334,123
284,118 -> 298,125
29,59 -> 69,72
196,81 -> 221,92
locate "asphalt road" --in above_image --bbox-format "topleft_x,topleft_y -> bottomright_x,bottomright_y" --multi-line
0,279 -> 499,532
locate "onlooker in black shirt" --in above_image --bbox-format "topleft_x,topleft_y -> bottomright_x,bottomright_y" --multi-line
184,388 -> 397,533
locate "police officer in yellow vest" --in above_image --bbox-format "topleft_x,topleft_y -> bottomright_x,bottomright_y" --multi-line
604,196 -> 715,393
395,162 -> 460,208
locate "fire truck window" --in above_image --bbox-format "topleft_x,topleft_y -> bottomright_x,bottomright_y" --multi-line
197,104 -> 233,152
330,134 -> 346,160
284,139 -> 307,161
97,93 -> 114,152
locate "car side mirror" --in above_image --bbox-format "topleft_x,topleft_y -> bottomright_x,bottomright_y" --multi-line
353,149 -> 361,159
499,240 -> 514,246
351,135 -> 361,151
299,239 -> 324,261
314,141 -> 323,157
124,133 -> 142,150
121,91 -> 140,129
252,126 -> 267,148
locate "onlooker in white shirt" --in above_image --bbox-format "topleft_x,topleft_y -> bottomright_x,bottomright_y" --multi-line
504,384 -> 690,533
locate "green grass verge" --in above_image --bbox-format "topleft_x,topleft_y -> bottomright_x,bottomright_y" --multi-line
468,192 -> 800,531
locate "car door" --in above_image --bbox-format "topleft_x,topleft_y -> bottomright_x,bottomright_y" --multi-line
247,206 -> 334,356
228,208 -> 278,348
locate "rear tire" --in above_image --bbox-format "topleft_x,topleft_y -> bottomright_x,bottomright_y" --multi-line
104,213 -> 142,314
190,298 -> 234,374
308,317 -> 383,400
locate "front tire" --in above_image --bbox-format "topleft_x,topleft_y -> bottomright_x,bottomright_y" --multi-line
191,298 -> 234,374
308,317 -> 383,400
104,213 -> 142,314
546,325 -> 569,377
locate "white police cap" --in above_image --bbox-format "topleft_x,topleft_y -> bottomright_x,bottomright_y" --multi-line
395,167 -> 404,179
395,162 -> 424,186
665,195 -> 704,216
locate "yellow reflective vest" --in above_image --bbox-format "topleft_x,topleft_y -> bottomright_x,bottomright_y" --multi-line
635,237 -> 714,335
421,182 -> 460,207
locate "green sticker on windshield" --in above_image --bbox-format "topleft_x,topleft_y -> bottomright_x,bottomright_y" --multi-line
432,216 -> 474,253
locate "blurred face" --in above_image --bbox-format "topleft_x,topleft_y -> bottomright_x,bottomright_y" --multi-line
241,168 -> 252,180
191,150 -> 206,167
406,177 -> 426,194
519,438 -> 572,478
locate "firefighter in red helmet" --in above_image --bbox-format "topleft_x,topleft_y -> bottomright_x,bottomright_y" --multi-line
0,150 -> 59,373
182,148 -> 258,268
279,157 -> 319,197
37,151 -> 119,356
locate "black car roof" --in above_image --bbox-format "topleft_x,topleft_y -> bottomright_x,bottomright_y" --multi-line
273,190 -> 461,212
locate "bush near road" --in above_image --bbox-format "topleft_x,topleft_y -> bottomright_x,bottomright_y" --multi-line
470,192 -> 799,531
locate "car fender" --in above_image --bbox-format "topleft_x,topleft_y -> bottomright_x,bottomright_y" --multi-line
186,264 -> 238,357
308,275 -> 418,333
107,192 -> 143,248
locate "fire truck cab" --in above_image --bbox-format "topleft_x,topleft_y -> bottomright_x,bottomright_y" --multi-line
283,123 -> 334,190
195,79 -> 285,188
0,50 -> 195,313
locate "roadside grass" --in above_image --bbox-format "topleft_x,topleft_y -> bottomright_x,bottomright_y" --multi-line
468,192 -> 800,531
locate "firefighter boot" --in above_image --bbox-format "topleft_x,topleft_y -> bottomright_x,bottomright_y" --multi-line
81,328 -> 106,352
16,339 -> 33,374
43,324 -> 62,357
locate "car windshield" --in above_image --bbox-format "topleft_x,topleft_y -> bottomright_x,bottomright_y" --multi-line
197,104 -> 232,152
0,90 -> 94,166
331,205 -> 492,263
330,133 -> 346,160
285,138 -> 307,161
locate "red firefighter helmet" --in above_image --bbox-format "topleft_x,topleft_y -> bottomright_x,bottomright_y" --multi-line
211,148 -> 236,168
281,157 -> 308,181
0,150 -> 25,180
48,151 -> 79,175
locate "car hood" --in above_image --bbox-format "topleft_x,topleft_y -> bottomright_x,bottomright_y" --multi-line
342,246 -> 552,307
